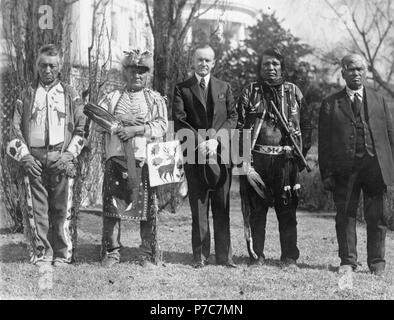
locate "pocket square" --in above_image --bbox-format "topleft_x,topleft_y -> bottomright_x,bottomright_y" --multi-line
218,93 -> 226,100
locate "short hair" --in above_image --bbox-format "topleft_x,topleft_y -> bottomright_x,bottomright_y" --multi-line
36,44 -> 61,66
341,53 -> 367,70
38,44 -> 60,57
193,45 -> 216,59
257,47 -> 285,80
35,44 -> 61,79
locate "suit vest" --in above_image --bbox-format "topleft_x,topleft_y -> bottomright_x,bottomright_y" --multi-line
354,97 -> 375,158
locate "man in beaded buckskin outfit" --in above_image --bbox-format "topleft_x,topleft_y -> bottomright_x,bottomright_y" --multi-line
93,50 -> 168,267
236,48 -> 312,268
7,44 -> 86,267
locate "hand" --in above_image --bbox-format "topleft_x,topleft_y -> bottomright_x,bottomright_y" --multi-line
198,139 -> 218,156
288,121 -> 295,133
20,154 -> 42,178
113,126 -> 144,141
48,151 -> 75,175
242,161 -> 252,174
323,177 -> 335,191
115,114 -> 145,126
245,165 -> 267,199
197,141 -> 208,156
206,139 -> 219,156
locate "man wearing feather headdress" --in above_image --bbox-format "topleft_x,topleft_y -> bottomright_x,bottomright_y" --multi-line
7,44 -> 86,267
92,49 -> 168,267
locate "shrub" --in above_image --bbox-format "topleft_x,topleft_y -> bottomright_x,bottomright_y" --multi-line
297,152 -> 335,212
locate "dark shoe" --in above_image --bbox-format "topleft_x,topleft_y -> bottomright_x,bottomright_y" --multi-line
193,260 -> 206,268
193,258 -> 207,269
248,256 -> 265,267
281,258 -> 298,271
223,261 -> 237,268
102,251 -> 120,267
53,258 -> 72,268
371,268 -> 385,277
139,257 -> 155,268
338,264 -> 354,275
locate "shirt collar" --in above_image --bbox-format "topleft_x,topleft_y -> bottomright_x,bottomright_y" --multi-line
195,73 -> 210,86
39,79 -> 61,92
346,85 -> 364,100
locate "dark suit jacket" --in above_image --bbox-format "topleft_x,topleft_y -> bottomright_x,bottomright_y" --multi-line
172,75 -> 238,167
318,87 -> 394,186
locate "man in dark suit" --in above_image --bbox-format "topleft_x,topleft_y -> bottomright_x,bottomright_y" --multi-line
173,45 -> 238,268
318,53 -> 394,276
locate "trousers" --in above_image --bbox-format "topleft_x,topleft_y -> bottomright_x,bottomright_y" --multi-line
28,147 -> 74,263
185,164 -> 233,264
333,154 -> 387,271
240,152 -> 300,261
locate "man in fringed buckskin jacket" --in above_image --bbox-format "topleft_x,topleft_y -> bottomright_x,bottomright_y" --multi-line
7,44 -> 86,267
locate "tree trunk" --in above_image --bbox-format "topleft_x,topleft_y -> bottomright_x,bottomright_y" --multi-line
152,0 -> 171,98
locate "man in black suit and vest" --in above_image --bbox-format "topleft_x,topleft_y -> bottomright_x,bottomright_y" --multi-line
173,45 -> 238,268
318,53 -> 394,276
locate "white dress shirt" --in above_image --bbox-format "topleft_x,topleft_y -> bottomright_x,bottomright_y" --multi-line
194,73 -> 210,89
346,85 -> 364,102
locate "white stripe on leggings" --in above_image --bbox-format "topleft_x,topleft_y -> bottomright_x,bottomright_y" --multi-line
64,178 -> 74,261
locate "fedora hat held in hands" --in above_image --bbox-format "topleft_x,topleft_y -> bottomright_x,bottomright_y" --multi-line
197,149 -> 228,190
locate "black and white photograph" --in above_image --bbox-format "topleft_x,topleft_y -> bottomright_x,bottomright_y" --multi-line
0,0 -> 393,304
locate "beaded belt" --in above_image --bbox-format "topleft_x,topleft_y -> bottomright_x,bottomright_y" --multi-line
253,144 -> 292,155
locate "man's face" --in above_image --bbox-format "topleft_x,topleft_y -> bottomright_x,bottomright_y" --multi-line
193,47 -> 215,77
341,59 -> 366,90
123,66 -> 149,91
37,54 -> 60,85
260,55 -> 282,83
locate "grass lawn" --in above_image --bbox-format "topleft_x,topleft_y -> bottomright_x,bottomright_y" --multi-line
1,197 -> 393,300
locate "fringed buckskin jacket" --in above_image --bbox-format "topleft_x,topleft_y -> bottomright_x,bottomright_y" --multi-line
7,81 -> 86,161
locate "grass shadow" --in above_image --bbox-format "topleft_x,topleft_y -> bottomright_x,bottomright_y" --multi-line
75,244 -> 160,264
0,242 -> 30,263
160,252 -> 258,267
232,255 -> 334,271
161,250 -> 194,266
232,255 -> 253,266
297,262 -> 333,271
121,246 -> 148,262
74,243 -> 101,264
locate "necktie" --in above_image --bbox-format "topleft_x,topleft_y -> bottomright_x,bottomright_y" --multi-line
352,93 -> 362,116
200,77 -> 206,91
200,77 -> 207,103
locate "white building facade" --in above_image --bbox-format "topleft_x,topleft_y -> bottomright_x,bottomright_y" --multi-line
68,0 -> 258,70
187,0 -> 258,48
